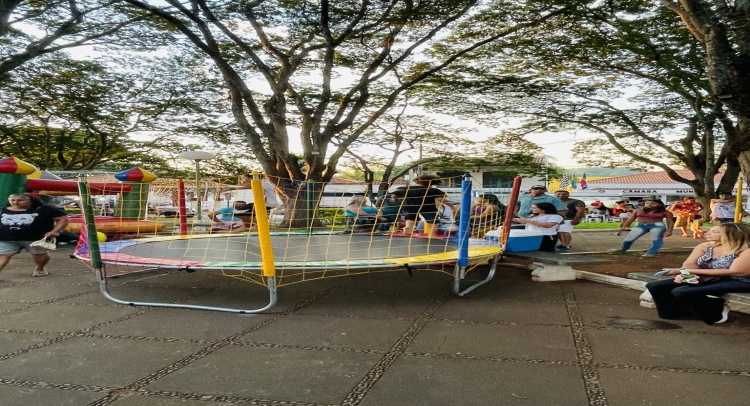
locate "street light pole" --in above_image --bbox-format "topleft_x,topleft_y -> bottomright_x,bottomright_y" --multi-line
178,151 -> 215,221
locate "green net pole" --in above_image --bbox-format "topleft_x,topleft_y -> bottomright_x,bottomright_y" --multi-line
306,179 -> 314,233
77,174 -> 102,270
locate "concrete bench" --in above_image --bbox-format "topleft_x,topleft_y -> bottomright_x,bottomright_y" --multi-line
628,272 -> 750,313
504,251 -> 609,282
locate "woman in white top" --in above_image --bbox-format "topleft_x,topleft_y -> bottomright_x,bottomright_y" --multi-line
513,202 -> 564,252
710,192 -> 749,224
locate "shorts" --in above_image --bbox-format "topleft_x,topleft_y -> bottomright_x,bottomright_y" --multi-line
715,217 -> 734,224
674,215 -> 693,227
0,241 -> 49,255
557,220 -> 574,233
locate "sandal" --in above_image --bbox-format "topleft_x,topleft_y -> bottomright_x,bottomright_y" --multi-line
32,270 -> 50,277
716,305 -> 730,324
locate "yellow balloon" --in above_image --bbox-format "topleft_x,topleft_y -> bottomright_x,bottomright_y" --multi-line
96,232 -> 107,243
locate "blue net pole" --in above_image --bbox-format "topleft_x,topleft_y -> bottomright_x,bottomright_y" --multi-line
457,173 -> 472,266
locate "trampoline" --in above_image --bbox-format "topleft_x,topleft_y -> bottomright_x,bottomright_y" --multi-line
74,173 -> 506,314
75,232 -> 502,313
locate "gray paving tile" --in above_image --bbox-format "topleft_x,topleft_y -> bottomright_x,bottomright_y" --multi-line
0,302 -> 29,312
0,385 -> 105,406
96,308 -> 273,341
0,331 -> 58,354
359,355 -> 588,406
587,328 -> 750,371
182,288 -> 317,312
294,292 -> 437,318
110,395 -> 235,405
238,314 -> 413,350
57,285 -> 219,306
434,296 -> 570,325
570,280 -> 644,304
407,320 -> 578,363
145,345 -> 382,404
0,303 -> 142,333
577,303 -> 750,334
0,337 -> 205,388
456,278 -> 567,302
0,283 -> 97,302
599,367 -> 750,406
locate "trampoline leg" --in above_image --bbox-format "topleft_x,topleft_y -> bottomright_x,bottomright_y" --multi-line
95,268 -> 279,314
453,254 -> 499,297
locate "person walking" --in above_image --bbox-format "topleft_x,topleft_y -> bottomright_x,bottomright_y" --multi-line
0,193 -> 70,277
613,198 -> 674,258
669,196 -> 703,237
646,223 -> 750,325
553,190 -> 586,251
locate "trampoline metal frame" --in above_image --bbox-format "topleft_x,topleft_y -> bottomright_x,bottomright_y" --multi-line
453,253 -> 499,296
93,266 -> 279,313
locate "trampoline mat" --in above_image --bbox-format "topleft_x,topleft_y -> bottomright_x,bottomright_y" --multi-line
114,234 -> 458,264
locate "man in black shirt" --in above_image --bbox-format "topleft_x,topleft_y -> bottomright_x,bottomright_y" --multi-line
394,175 -> 444,237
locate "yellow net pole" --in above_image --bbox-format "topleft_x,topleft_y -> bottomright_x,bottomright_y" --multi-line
735,177 -> 744,223
251,172 -> 276,277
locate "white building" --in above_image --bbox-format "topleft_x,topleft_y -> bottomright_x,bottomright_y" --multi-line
569,170 -> 747,206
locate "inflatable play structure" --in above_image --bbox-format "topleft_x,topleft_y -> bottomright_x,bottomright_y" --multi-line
0,156 -> 164,235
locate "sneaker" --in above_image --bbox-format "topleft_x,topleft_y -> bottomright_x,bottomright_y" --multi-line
716,305 -> 730,324
554,246 -> 569,251
641,253 -> 656,258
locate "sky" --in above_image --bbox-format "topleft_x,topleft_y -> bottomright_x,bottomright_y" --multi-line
526,134 -> 586,168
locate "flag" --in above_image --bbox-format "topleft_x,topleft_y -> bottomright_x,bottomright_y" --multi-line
559,173 -> 570,189
580,172 -> 588,190
571,173 -> 578,189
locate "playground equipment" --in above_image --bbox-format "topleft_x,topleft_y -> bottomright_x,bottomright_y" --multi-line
0,156 -> 164,235
74,173 -> 510,313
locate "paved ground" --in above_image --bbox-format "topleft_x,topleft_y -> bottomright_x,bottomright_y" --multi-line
560,228 -> 705,254
1,233 -> 749,406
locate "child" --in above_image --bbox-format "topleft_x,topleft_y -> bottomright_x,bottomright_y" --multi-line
690,214 -> 704,239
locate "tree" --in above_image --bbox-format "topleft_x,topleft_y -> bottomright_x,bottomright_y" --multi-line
659,1 -> 750,180
0,53 -> 237,172
340,100 -> 477,197
417,0 -> 741,203
118,0 -> 576,225
0,0 -> 150,80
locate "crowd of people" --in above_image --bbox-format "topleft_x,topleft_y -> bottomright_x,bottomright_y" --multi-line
343,175 -> 504,238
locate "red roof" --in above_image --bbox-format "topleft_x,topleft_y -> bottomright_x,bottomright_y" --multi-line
590,170 -> 724,184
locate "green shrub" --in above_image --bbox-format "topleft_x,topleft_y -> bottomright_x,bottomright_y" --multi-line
318,208 -> 348,225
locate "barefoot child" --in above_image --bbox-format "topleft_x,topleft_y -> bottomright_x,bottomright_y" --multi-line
690,214 -> 705,239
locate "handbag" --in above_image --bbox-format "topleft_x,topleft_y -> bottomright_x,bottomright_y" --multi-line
29,237 -> 57,251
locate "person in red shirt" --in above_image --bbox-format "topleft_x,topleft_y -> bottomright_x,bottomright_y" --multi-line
669,197 -> 704,237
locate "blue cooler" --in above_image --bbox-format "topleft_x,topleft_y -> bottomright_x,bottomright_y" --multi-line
504,230 -> 544,252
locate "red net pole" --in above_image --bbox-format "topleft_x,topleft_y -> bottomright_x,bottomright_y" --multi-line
501,176 -> 523,246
